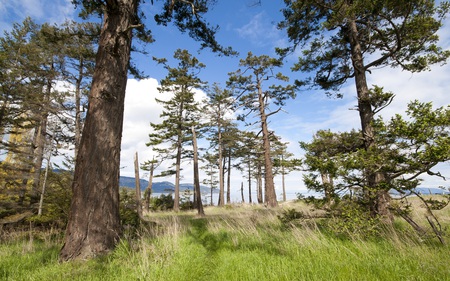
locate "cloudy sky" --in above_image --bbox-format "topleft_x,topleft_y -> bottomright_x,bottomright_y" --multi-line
1,0 -> 449,201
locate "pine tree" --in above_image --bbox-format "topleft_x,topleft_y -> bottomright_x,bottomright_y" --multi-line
148,49 -> 206,212
228,52 -> 296,207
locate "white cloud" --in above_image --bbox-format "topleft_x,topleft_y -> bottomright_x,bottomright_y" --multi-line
120,79 -> 210,184
120,78 -> 162,178
0,0 -> 75,32
235,12 -> 282,48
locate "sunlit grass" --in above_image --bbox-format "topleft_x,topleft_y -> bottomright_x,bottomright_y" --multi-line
1,199 -> 449,280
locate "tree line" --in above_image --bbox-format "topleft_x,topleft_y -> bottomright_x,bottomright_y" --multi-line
1,0 -> 449,261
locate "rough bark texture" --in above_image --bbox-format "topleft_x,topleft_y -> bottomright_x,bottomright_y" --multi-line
60,0 -> 136,261
347,19 -> 391,219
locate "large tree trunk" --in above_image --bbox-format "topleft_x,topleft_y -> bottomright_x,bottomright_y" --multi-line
60,0 -> 136,261
347,19 -> 391,219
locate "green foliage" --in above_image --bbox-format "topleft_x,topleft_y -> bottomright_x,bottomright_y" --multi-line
279,0 -> 450,95
119,188 -> 140,229
326,200 -> 381,239
277,208 -> 305,227
150,194 -> 175,211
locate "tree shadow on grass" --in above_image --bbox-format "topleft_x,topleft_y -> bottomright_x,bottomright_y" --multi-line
187,218 -> 231,253
187,217 -> 289,257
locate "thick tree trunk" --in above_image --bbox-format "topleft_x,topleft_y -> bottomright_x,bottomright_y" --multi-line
347,19 -> 391,219
60,0 -> 136,261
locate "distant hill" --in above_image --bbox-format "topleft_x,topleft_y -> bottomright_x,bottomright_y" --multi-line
119,176 -> 214,194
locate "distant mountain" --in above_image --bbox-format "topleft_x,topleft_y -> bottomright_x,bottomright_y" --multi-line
119,176 -> 214,194
390,187 -> 449,196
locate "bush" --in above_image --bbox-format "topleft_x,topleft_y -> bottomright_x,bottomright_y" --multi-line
119,188 -> 140,229
150,194 -> 174,211
326,200 -> 381,239
277,208 -> 305,227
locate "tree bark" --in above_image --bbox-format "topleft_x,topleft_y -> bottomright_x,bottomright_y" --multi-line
218,130 -> 224,206
144,157 -> 155,212
258,84 -> 277,207
60,0 -> 136,261
347,19 -> 391,219
134,152 -> 143,219
226,149 -> 231,204
248,160 -> 252,204
192,126 -> 204,216
281,156 -> 286,202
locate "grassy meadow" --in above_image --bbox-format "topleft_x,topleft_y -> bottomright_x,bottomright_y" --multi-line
1,198 -> 449,281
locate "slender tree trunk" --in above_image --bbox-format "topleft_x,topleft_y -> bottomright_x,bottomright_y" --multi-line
60,0 -> 136,261
248,160 -> 252,204
134,152 -> 143,219
226,149 -> 231,204
144,157 -> 155,212
30,117 -> 47,204
192,126 -> 204,216
74,58 -> 83,160
240,182 -> 245,203
347,19 -> 390,219
31,76 -> 51,204
174,98 -> 184,212
218,131 -> 224,206
38,149 -> 52,216
257,164 -> 263,204
209,165 -> 214,206
174,134 -> 182,212
281,156 -> 286,202
257,84 -> 277,207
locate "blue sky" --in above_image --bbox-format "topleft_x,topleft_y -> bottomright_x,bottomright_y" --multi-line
1,0 -> 449,201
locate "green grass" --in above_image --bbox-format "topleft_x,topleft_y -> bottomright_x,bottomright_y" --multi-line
1,202 -> 449,281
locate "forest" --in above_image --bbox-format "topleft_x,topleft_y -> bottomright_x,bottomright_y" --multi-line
1,1 -> 450,280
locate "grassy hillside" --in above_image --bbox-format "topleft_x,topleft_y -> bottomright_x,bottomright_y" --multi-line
1,198 -> 449,280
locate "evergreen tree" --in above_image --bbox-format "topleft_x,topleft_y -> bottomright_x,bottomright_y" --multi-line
228,52 -> 296,207
148,49 -> 206,212
61,0 -> 231,260
279,0 -> 450,219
